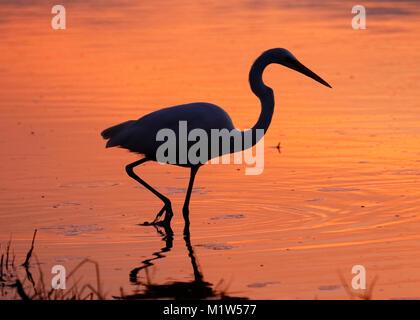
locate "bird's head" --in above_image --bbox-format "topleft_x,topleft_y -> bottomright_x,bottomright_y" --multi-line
268,48 -> 332,88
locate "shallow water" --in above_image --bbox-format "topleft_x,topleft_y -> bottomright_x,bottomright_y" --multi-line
1,0 -> 420,299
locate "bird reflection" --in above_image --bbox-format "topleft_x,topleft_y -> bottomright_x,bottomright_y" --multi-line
118,223 -> 246,300
129,224 -> 174,284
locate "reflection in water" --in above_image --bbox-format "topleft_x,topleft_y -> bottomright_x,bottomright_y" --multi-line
1,0 -> 420,300
129,224 -> 174,284
118,223 -> 247,300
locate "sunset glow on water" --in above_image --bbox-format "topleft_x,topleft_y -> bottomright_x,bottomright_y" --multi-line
1,0 -> 420,299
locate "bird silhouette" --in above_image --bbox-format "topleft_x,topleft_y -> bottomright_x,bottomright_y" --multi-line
118,223 -> 247,300
101,48 -> 331,226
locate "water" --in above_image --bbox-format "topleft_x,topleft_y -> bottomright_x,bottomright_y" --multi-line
0,0 -> 420,299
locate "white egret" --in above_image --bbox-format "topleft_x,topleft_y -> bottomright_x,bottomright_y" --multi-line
101,48 -> 331,226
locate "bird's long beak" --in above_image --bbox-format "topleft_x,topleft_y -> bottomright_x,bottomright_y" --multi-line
289,60 -> 332,88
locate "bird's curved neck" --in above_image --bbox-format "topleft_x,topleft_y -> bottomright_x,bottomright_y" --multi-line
241,52 -> 275,148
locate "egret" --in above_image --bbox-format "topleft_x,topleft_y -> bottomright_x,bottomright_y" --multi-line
101,48 -> 331,226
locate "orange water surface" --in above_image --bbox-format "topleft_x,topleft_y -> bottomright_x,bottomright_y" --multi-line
0,0 -> 420,299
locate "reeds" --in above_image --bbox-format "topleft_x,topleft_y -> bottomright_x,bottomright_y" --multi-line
0,229 -> 105,300
338,271 -> 378,300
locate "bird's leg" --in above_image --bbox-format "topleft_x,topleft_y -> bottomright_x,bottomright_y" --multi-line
183,222 -> 204,283
125,158 -> 173,225
182,166 -> 199,226
129,223 -> 173,284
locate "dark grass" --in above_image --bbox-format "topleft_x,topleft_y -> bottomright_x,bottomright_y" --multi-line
1,230 -> 245,300
0,230 -> 104,300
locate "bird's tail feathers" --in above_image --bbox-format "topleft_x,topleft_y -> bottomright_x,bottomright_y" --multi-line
101,120 -> 135,148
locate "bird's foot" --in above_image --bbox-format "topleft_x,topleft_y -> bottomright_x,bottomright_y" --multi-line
138,221 -> 154,226
155,220 -> 171,227
139,219 -> 171,227
138,203 -> 173,226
